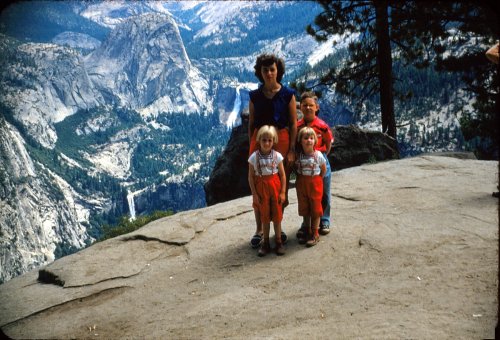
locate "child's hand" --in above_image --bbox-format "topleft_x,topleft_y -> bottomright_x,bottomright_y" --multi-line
286,150 -> 296,166
278,192 -> 286,204
253,193 -> 261,206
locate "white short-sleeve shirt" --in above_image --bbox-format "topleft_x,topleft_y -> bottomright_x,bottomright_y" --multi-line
295,150 -> 326,176
248,150 -> 284,176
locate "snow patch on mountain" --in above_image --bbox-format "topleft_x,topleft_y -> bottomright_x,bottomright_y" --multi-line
148,121 -> 171,131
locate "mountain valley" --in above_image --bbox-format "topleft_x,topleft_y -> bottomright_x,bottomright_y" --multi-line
0,1 -> 481,283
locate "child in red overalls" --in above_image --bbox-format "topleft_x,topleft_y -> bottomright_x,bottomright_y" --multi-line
248,125 -> 287,256
294,127 -> 327,247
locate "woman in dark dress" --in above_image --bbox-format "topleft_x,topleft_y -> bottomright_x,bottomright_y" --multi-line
248,54 -> 297,248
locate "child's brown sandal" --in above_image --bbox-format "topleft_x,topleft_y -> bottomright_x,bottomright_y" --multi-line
274,243 -> 285,256
258,243 -> 271,257
306,235 -> 319,247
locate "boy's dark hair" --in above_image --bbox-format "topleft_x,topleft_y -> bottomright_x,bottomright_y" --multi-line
300,91 -> 318,103
300,91 -> 320,116
254,54 -> 285,83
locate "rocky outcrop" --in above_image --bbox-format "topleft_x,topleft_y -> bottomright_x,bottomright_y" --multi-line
329,124 -> 399,171
0,155 -> 497,339
204,122 -> 250,206
204,118 -> 399,206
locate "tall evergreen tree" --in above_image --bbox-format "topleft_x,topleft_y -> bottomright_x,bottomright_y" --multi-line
306,0 -> 403,141
422,1 -> 499,160
374,1 -> 396,139
307,0 -> 499,159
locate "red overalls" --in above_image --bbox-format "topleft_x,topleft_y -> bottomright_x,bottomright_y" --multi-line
295,152 -> 323,218
251,151 -> 283,225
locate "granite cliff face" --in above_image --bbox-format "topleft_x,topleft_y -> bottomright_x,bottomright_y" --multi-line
84,12 -> 210,117
0,35 -> 104,148
0,116 -> 96,283
0,12 -> 210,149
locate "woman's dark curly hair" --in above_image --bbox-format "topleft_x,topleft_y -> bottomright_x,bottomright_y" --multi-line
253,54 -> 286,83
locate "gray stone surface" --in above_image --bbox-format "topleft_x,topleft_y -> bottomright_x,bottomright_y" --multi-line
1,155 -> 498,339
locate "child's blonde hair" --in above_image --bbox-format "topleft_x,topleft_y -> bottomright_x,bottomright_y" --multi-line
256,125 -> 278,144
297,127 -> 318,146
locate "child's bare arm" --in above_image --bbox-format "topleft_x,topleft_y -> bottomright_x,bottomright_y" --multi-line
277,161 -> 286,204
320,163 -> 327,177
248,163 -> 260,205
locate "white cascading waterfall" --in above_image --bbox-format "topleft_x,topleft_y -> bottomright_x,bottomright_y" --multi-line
226,85 -> 241,128
127,190 -> 136,221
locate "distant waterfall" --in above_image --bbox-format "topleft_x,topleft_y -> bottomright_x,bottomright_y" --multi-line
226,85 -> 242,128
127,191 -> 136,221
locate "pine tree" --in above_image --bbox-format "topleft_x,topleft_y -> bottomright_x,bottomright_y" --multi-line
425,1 -> 499,159
306,0 -> 499,159
306,1 -> 403,141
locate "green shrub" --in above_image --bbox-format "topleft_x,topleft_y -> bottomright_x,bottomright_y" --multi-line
97,210 -> 174,242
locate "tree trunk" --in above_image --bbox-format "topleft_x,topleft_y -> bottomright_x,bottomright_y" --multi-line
374,0 -> 397,142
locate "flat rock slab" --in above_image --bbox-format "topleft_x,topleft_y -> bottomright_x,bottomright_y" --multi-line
0,155 -> 497,339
